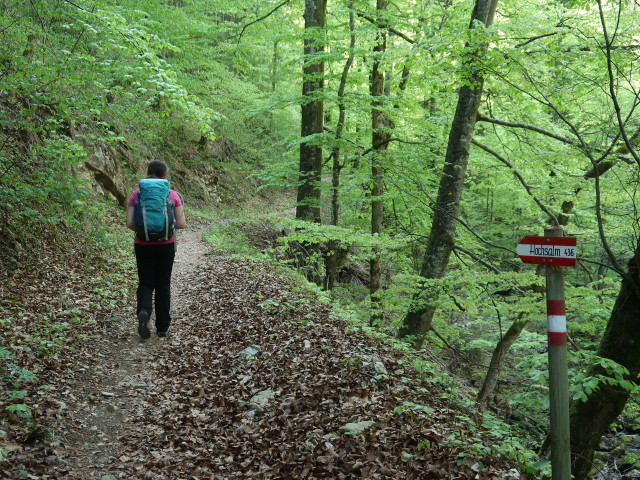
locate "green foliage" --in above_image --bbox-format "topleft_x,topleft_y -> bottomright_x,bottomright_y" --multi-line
1,346 -> 37,426
202,211 -> 279,258
569,352 -> 638,402
393,400 -> 433,416
2,0 -> 640,474
0,0 -> 220,255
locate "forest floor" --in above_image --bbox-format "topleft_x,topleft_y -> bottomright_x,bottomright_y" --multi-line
1,219 -> 521,479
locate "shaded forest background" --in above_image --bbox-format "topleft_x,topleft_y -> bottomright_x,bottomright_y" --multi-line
1,0 -> 640,478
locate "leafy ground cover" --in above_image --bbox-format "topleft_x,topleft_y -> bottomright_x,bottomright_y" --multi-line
1,220 -> 523,479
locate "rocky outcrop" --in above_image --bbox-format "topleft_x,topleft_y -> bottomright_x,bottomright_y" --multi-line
80,143 -> 132,207
172,164 -> 221,205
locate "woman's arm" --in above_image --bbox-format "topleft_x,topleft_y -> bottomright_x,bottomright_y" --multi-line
126,205 -> 136,231
174,205 -> 187,229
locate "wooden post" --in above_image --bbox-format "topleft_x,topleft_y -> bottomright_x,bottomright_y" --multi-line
545,226 -> 571,480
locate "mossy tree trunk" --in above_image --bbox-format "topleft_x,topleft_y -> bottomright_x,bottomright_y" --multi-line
369,0 -> 389,325
570,246 -> 640,479
296,0 -> 327,223
477,313 -> 529,404
325,2 -> 355,292
397,0 -> 499,347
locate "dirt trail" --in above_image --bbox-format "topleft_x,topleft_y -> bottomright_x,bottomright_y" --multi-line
51,222 -> 213,479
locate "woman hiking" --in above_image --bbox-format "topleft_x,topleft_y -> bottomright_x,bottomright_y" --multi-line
126,160 -> 187,339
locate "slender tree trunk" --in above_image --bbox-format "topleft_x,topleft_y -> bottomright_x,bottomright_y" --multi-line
325,3 -> 355,291
397,0 -> 499,346
570,245 -> 640,480
271,40 -> 279,93
369,0 -> 389,325
269,40 -> 280,132
477,314 -> 528,404
296,0 -> 327,223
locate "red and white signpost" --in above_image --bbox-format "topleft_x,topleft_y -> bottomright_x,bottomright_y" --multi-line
516,235 -> 577,267
517,227 -> 575,480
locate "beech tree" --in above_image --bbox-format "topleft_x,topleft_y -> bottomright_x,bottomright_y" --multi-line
325,2 -> 355,291
397,0 -> 499,347
369,0 -> 390,323
296,0 -> 327,222
570,253 -> 640,478
567,2 -> 640,475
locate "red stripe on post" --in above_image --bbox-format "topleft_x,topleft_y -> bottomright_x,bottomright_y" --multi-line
547,300 -> 566,316
548,332 -> 567,347
518,256 -> 577,267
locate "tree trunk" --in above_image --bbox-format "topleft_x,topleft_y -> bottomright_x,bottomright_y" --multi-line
325,3 -> 355,291
397,0 -> 499,347
477,314 -> 529,404
569,246 -> 640,480
270,41 -> 280,132
296,0 -> 327,223
369,0 -> 389,325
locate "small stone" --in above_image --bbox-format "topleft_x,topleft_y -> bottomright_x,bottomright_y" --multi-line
359,355 -> 388,376
249,390 -> 276,407
599,435 -> 617,452
341,420 -> 375,434
372,361 -> 387,375
300,441 -> 315,451
246,402 -> 264,412
238,345 -> 261,358
303,340 -> 311,349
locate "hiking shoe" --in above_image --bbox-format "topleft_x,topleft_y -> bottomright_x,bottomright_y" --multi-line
157,331 -> 168,338
138,310 -> 151,339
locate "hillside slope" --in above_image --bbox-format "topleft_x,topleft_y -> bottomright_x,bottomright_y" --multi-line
0,219 -> 520,479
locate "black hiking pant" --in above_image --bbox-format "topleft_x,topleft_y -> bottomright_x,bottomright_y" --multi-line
134,243 -> 175,333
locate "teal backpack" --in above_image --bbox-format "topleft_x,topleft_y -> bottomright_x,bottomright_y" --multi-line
133,178 -> 175,241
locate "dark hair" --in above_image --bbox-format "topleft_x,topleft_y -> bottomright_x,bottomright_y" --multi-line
147,160 -> 168,178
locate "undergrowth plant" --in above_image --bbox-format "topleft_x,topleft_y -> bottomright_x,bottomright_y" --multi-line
0,345 -> 36,424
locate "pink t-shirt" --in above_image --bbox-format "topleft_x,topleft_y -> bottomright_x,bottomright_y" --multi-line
128,189 -> 183,245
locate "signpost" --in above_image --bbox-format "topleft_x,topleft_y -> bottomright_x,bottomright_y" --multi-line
516,235 -> 577,267
517,227 -> 575,480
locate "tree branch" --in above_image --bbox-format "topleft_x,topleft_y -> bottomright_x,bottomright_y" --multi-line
61,0 -> 88,11
583,125 -> 640,178
453,244 -> 501,273
476,113 -> 576,146
357,11 -> 416,44
237,0 -> 292,42
597,0 -> 640,170
478,96 -> 636,179
471,139 -> 560,226
514,32 -> 559,48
